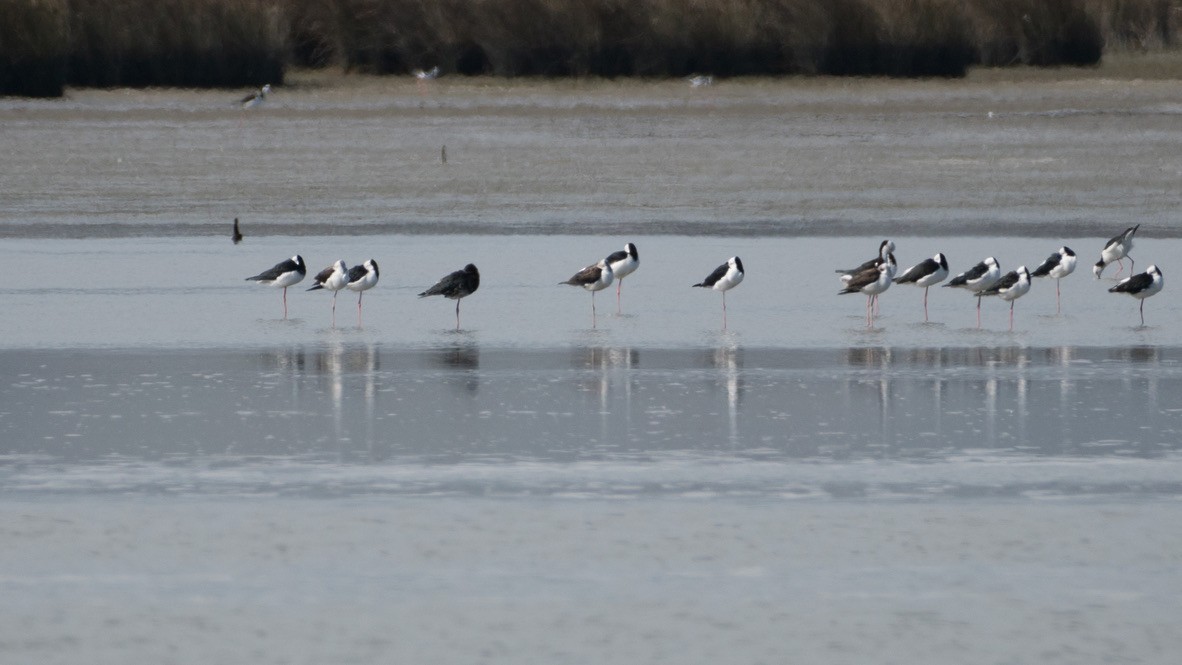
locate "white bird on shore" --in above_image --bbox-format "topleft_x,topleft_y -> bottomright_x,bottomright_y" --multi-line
413,66 -> 441,80
239,84 -> 271,109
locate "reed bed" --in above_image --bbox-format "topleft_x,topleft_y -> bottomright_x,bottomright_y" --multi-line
1,0 -> 1179,96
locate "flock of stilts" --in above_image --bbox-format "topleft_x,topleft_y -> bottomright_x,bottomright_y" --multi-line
838,224 -> 1163,329
241,223 -> 1162,331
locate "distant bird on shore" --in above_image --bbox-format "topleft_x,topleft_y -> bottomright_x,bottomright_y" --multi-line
687,74 -> 714,88
606,243 -> 640,314
345,259 -> 380,326
413,66 -> 441,80
944,256 -> 1001,328
837,240 -> 895,283
976,266 -> 1031,331
307,260 -> 350,327
231,218 -> 243,244
1030,246 -> 1076,314
694,256 -> 744,329
840,262 -> 892,327
246,254 -> 306,319
1109,264 -> 1163,326
562,258 -> 614,328
239,84 -> 271,109
420,263 -> 480,330
895,252 -> 949,322
1094,224 -> 1138,279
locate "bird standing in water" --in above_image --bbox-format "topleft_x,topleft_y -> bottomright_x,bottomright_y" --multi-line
419,263 -> 480,330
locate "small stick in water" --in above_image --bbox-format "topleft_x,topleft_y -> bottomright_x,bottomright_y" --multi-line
441,145 -> 447,164
232,217 -> 243,244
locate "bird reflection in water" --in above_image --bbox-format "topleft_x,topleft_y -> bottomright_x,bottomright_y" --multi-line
573,347 -> 639,450
433,342 -> 480,396
708,344 -> 744,448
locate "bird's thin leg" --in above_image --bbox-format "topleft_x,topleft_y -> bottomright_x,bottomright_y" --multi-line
923,287 -> 929,322
1140,299 -> 1146,326
976,295 -> 982,328
455,299 -> 461,331
1009,300 -> 1015,332
283,287 -> 288,319
616,279 -> 623,314
357,292 -> 363,326
1056,279 -> 1061,315
592,291 -> 597,328
332,291 -> 338,328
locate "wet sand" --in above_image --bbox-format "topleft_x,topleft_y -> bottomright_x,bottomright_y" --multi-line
2,58 -> 1182,239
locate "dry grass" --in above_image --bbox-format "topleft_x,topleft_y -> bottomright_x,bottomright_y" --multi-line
1,0 -> 1178,96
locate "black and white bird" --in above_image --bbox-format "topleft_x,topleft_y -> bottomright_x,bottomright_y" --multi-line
693,256 -> 745,329
837,239 -> 895,282
840,261 -> 893,327
413,66 -> 441,80
419,263 -> 480,330
894,252 -> 949,321
943,256 -> 1001,328
231,218 -> 243,244
1094,225 -> 1138,278
976,266 -> 1031,331
606,243 -> 639,313
1030,246 -> 1077,314
245,254 -> 306,318
1108,264 -> 1163,326
561,258 -> 615,328
345,259 -> 380,325
307,260 -> 350,327
239,84 -> 271,109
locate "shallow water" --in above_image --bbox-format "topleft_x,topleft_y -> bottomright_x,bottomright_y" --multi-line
4,72 -> 1182,664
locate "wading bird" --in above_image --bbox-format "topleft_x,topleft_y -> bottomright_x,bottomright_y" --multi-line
1108,264 -> 1163,326
943,256 -> 1001,328
606,243 -> 639,314
307,260 -> 350,327
1030,246 -> 1076,314
694,256 -> 745,329
245,254 -> 306,318
345,259 -> 380,326
561,258 -> 614,328
840,261 -> 892,327
1094,225 -> 1138,278
419,263 -> 480,330
976,266 -> 1031,331
894,252 -> 948,322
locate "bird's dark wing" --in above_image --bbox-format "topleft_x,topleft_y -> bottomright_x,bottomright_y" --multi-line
946,261 -> 987,287
839,266 -> 880,293
1030,252 -> 1061,277
246,258 -> 294,282
835,257 -> 879,276
420,270 -> 464,298
605,250 -> 628,264
978,270 -> 1018,295
1109,272 -> 1153,294
346,265 -> 368,284
694,263 -> 728,288
896,258 -> 937,284
562,263 -> 602,287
